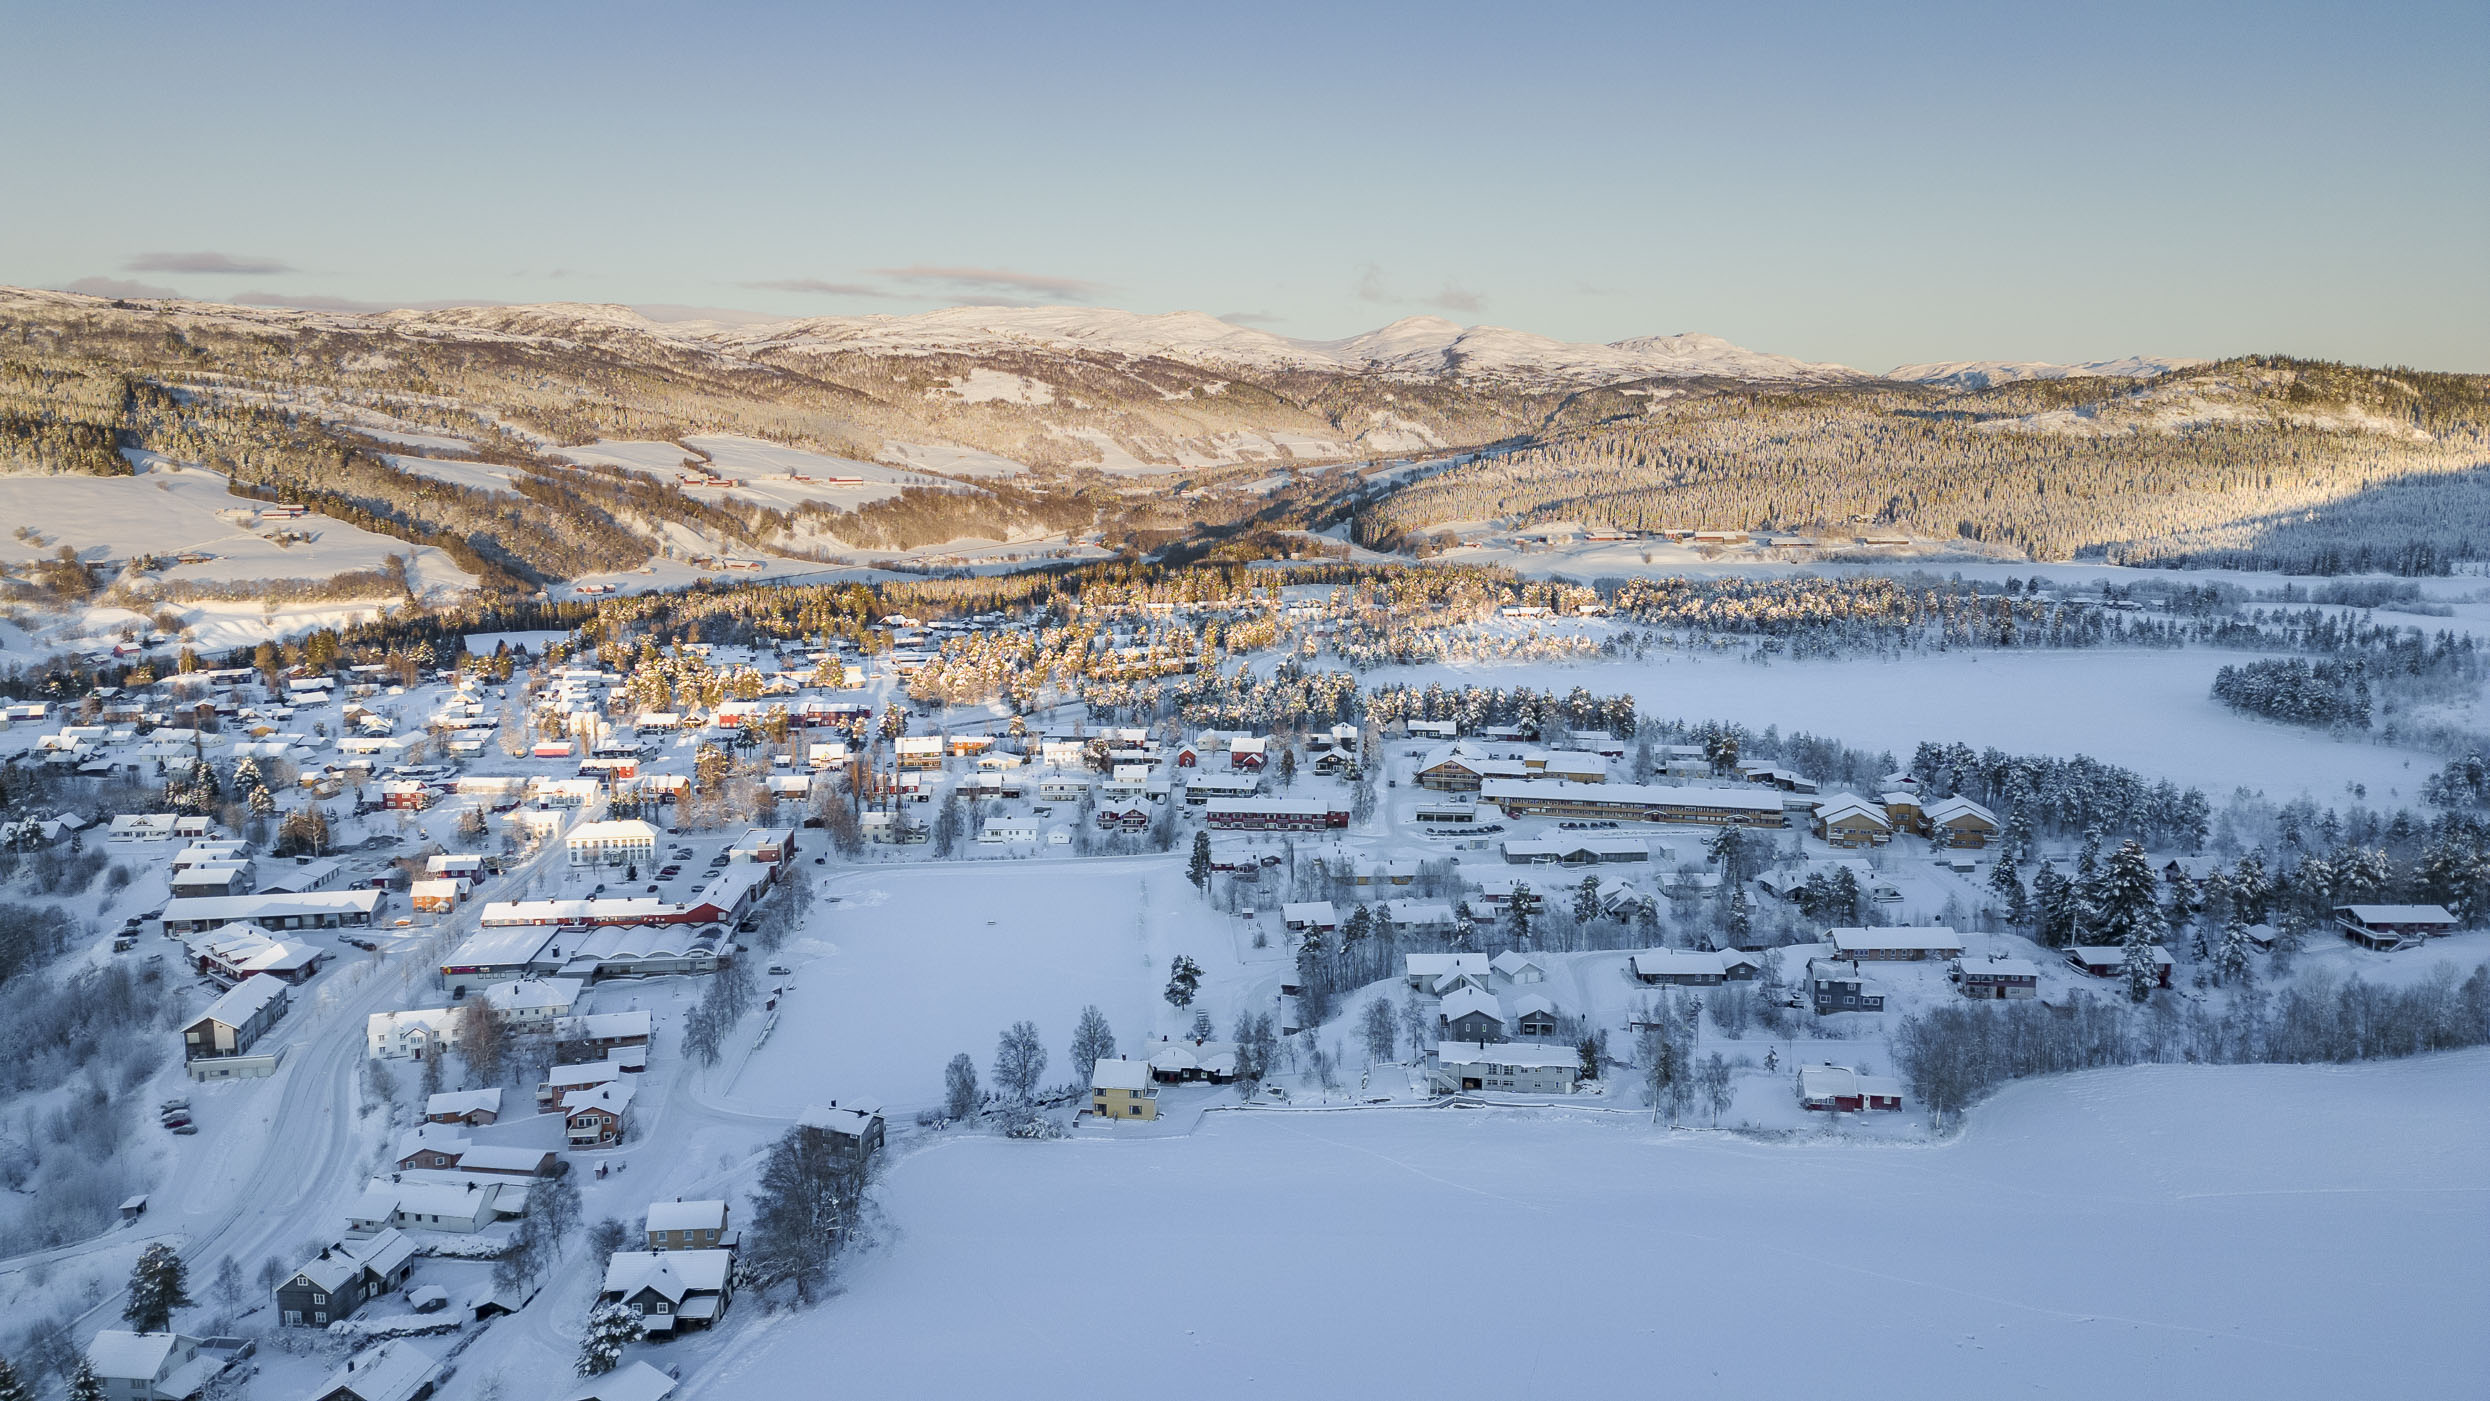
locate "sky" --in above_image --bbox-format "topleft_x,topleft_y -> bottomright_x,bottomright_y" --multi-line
2,1 -> 2482,371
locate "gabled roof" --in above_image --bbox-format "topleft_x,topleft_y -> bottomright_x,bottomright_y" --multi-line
315,1339 -> 443,1401
566,1079 -> 637,1119
1090,1057 -> 1152,1091
603,1249 -> 732,1299
1489,951 -> 1545,978
1438,986 -> 1503,1023
646,1199 -> 727,1233
86,1330 -> 186,1382
1923,795 -> 1999,827
559,1360 -> 678,1401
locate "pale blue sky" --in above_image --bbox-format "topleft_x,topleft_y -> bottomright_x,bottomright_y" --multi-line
3,1 -> 2481,369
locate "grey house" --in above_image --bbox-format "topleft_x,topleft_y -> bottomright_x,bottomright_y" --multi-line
1808,958 -> 1884,1015
1436,986 -> 1507,1042
278,1230 -> 417,1327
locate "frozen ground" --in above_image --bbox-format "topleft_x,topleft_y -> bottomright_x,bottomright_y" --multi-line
689,1051 -> 2489,1401
1367,648 -> 2436,802
716,858 -> 1279,1116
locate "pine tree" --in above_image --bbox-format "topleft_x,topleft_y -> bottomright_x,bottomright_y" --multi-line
1507,885 -> 1532,948
1186,830 -> 1212,893
124,1242 -> 192,1333
2120,926 -> 2162,1004
2215,905 -> 2257,986
64,1360 -> 103,1401
2032,861 -> 2076,946
1722,887 -> 1753,946
0,1354 -> 31,1401
1451,900 -> 1475,951
576,1301 -> 644,1376
1572,875 -> 1602,925
2092,840 -> 2164,948
1163,954 -> 1201,1007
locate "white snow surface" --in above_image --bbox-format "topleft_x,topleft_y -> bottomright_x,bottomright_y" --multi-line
692,1052 -> 2488,1401
1367,648 -> 2438,802
1885,356 -> 2209,390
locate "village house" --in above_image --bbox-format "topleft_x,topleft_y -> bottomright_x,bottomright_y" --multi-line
1811,795 -> 1893,848
1808,958 -> 1885,1015
277,1230 -> 418,1326
1428,1041 -> 1581,1095
1510,992 -> 1562,1038
1956,957 -> 2041,999
1479,780 -> 1787,828
1923,795 -> 2001,848
424,1088 -> 502,1125
1629,948 -> 1756,986
1798,1064 -> 1905,1112
559,1361 -> 678,1401
185,923 -> 325,986
181,974 -> 290,1075
1437,985 -> 1508,1042
646,1199 -> 733,1251
566,819 -> 661,868
85,1331 -> 218,1401
1142,1037 -> 1241,1084
159,888 -> 386,935
2332,903 -> 2459,951
1828,926 -> 1966,962
367,1007 -> 461,1061
348,1177 -> 522,1235
1282,901 -> 1339,934
601,1249 -> 735,1334
2065,944 -> 2175,987
1405,952 -> 1489,991
566,1078 -> 637,1147
1090,1056 -> 1159,1120
1490,951 -> 1547,984
302,1339 -> 444,1401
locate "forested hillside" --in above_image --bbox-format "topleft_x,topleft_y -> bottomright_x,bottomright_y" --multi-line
1372,360 -> 2490,573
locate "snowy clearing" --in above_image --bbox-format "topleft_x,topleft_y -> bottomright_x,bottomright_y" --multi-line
715,858 -> 1274,1116
1368,648 -> 2437,802
693,1051 -> 2488,1401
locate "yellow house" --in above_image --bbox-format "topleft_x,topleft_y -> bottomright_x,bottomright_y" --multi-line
1812,796 -> 1892,849
1090,1057 -> 1158,1121
1880,790 -> 1924,835
1925,795 -> 2001,849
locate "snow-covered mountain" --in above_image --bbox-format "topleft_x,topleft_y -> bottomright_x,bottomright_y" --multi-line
1885,356 -> 2208,391
381,301 -> 1861,387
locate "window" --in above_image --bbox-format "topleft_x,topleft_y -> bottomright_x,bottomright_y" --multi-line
312,1292 -> 327,1304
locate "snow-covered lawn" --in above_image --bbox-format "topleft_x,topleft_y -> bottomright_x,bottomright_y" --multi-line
689,1051 -> 2489,1401
717,858 -> 1275,1116
1370,648 -> 2436,801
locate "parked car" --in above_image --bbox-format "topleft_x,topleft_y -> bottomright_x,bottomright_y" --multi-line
767,964 -> 793,976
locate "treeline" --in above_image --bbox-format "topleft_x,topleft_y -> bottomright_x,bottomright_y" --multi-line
1372,359 -> 2490,572
1893,965 -> 2490,1120
2212,658 -> 2372,728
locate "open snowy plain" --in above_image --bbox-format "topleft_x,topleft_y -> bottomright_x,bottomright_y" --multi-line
693,1051 -> 2488,1401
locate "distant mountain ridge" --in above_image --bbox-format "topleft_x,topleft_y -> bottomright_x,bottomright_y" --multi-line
1885,356 -> 2210,391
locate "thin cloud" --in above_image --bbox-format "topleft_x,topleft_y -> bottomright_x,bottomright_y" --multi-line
1218,311 -> 1282,327
1427,282 -> 1484,315
634,304 -> 787,326
1353,264 -> 1390,303
127,251 -> 293,276
63,276 -> 181,299
869,265 -> 1106,301
739,277 -> 897,298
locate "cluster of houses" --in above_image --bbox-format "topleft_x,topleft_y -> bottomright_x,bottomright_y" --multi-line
1809,785 -> 2001,850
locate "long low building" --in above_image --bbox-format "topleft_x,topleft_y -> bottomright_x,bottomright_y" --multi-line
1479,780 -> 1786,827
1501,836 -> 1649,865
160,889 -> 385,934
1203,797 -> 1349,832
1427,1041 -> 1582,1095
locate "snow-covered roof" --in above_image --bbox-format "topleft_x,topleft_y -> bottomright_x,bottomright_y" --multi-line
2334,904 -> 2457,926
1923,795 -> 1999,827
1090,1057 -> 1152,1091
426,1088 -> 502,1118
1281,901 -> 1336,925
558,1360 -> 678,1401
1812,794 -> 1890,826
314,1339 -> 442,1401
1964,957 -> 2041,979
191,972 -> 287,1031
1489,951 -> 1545,978
604,1248 -> 732,1298
1406,952 -> 1487,979
1828,927 -> 1965,955
86,1330 -> 184,1382
567,1079 -> 638,1119
456,1145 -> 551,1174
646,1199 -> 727,1233
1438,986 -> 1502,1023
482,976 -> 583,1012
1432,1041 -> 1580,1071
798,1101 -> 882,1137
1632,948 -> 1727,977
2067,944 -> 2175,969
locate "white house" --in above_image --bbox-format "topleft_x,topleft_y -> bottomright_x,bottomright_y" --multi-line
367,1007 -> 462,1060
1427,1042 -> 1581,1095
566,819 -> 660,868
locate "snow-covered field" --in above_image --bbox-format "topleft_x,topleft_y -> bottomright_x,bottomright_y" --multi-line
1369,648 -> 2436,802
0,460 -> 470,594
717,858 -> 1276,1116
693,1051 -> 2489,1401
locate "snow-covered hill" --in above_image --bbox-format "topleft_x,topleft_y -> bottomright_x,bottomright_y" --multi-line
1886,355 -> 2208,390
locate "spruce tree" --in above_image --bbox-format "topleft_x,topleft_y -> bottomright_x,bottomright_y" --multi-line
576,1301 -> 644,1376
65,1360 -> 103,1401
2093,840 -> 2165,948
1186,830 -> 1212,893
1573,875 -> 1602,925
0,1354 -> 31,1401
124,1242 -> 191,1333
